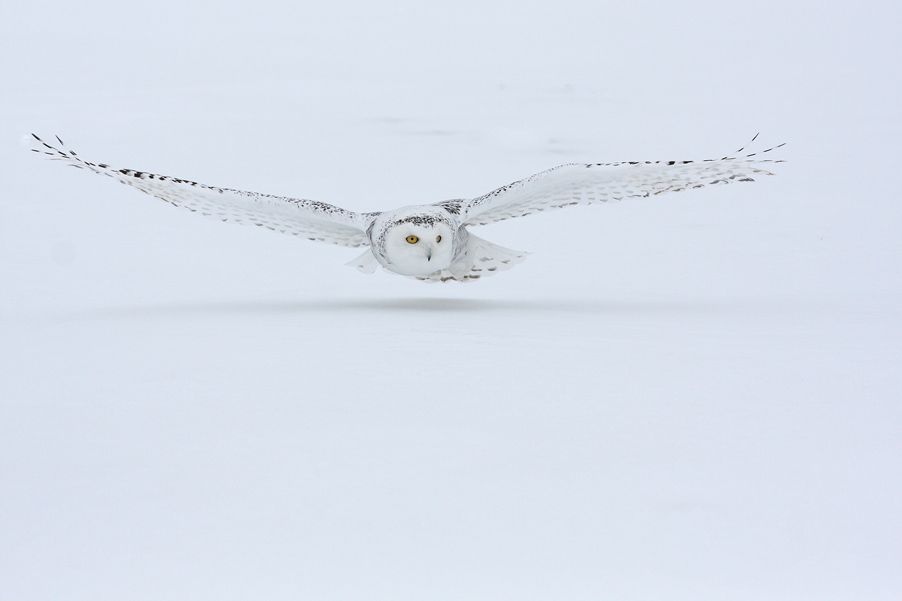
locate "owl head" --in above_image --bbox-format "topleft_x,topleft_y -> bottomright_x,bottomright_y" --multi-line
371,207 -> 458,276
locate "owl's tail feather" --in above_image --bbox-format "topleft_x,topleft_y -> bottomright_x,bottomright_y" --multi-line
444,233 -> 529,282
345,248 -> 379,274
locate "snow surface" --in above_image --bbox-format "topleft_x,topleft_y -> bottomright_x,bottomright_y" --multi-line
1,1 -> 900,599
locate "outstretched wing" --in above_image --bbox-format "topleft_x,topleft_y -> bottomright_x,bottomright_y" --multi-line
30,135 -> 377,248
445,140 -> 784,227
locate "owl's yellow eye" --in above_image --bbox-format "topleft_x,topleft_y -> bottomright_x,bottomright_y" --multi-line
436,235 -> 442,243
406,235 -> 419,244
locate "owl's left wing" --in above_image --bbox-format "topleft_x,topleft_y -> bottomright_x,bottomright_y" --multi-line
30,135 -> 377,248
443,142 -> 784,227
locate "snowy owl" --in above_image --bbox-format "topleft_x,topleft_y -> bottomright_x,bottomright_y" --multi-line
30,134 -> 783,283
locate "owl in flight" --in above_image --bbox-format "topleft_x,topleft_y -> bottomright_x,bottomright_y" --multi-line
31,134 -> 782,283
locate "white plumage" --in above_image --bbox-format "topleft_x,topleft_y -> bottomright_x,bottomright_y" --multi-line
30,134 -> 783,283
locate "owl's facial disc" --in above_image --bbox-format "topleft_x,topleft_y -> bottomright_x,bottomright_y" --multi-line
383,222 -> 454,276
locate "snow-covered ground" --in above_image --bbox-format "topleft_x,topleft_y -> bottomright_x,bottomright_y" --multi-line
2,1 -> 900,599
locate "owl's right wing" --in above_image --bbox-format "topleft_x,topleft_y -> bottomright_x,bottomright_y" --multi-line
31,135 -> 378,248
439,140 -> 784,227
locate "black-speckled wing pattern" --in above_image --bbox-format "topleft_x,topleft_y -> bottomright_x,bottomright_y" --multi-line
446,142 -> 784,227
31,135 -> 377,248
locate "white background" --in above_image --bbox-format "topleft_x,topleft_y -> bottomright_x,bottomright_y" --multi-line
1,1 -> 900,599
